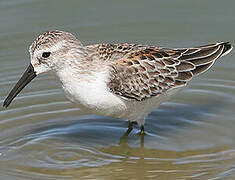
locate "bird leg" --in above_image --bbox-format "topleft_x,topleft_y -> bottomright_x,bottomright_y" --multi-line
140,125 -> 145,134
121,121 -> 136,137
125,121 -> 134,136
120,121 -> 145,148
137,125 -> 146,136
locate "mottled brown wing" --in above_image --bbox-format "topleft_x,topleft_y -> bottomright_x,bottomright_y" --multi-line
108,42 -> 232,101
86,43 -> 147,62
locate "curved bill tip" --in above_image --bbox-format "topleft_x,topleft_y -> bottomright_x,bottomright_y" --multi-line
3,64 -> 37,108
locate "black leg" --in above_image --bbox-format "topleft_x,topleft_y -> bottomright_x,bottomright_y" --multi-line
119,122 -> 145,148
120,121 -> 136,138
137,125 -> 146,136
140,125 -> 144,134
123,121 -> 134,136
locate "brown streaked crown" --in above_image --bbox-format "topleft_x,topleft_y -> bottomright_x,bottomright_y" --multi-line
29,30 -> 77,55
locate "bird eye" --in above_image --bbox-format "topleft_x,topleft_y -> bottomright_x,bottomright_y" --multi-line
42,52 -> 51,58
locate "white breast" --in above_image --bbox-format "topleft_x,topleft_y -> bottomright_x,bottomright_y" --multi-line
55,67 -> 127,117
54,64 -> 182,125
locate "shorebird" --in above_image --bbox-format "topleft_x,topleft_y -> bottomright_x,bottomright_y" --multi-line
3,30 -> 233,135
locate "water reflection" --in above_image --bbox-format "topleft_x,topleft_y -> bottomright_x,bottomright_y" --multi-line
0,0 -> 235,179
0,74 -> 235,179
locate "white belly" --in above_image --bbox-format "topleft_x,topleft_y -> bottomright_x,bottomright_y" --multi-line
62,79 -> 181,126
60,74 -> 127,118
56,68 -> 182,125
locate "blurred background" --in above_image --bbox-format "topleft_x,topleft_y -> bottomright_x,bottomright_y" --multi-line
0,0 -> 235,179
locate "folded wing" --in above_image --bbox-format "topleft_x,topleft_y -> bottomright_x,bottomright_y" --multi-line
108,42 -> 232,101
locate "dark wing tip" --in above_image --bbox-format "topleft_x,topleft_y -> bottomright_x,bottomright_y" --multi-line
174,41 -> 233,78
220,41 -> 233,57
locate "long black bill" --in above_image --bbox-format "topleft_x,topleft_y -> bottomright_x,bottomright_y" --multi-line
3,64 -> 37,108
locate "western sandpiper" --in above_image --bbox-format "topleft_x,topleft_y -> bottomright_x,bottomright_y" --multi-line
3,30 -> 233,135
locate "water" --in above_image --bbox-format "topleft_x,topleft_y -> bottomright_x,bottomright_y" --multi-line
0,0 -> 235,179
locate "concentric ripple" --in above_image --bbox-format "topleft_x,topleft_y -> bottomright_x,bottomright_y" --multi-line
0,71 -> 235,179
0,1 -> 235,178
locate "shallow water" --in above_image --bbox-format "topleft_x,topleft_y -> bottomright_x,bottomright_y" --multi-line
0,0 -> 235,179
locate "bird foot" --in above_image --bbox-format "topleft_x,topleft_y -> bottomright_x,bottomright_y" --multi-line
136,125 -> 146,136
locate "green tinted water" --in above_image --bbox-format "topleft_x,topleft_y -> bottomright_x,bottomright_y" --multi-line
0,0 -> 235,179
